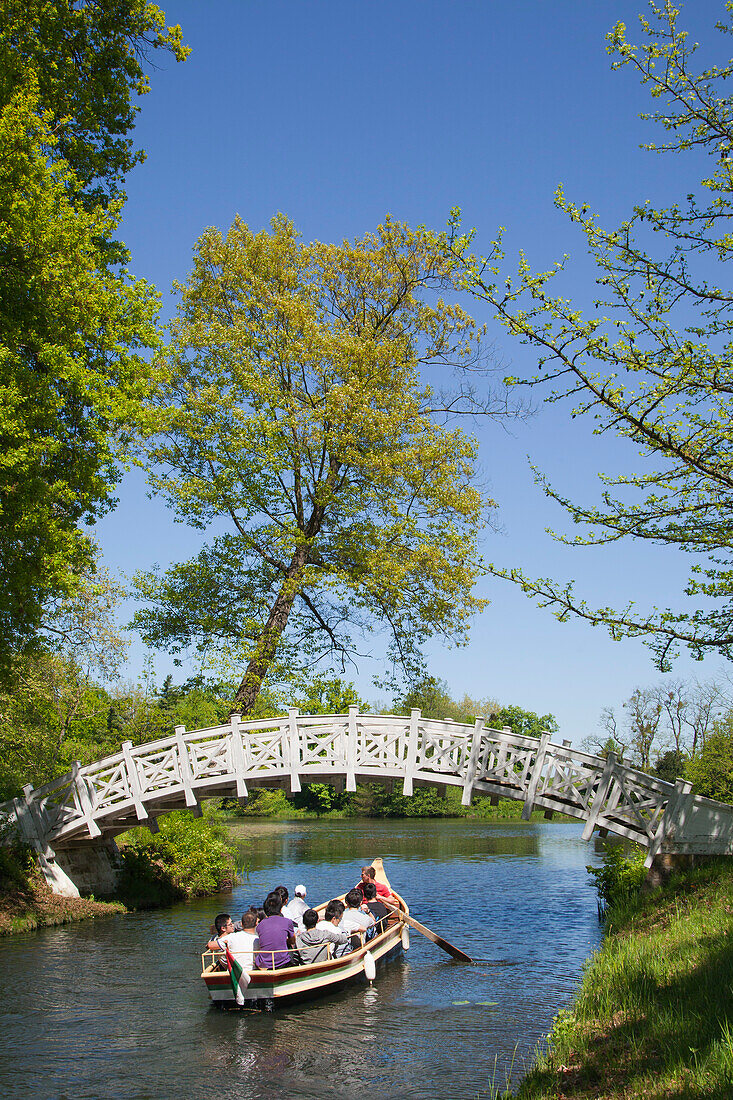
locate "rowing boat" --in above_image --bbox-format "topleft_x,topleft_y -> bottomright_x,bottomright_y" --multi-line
200,857 -> 409,1009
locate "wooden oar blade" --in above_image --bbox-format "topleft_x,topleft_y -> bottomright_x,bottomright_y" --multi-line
406,914 -> 474,963
384,903 -> 473,963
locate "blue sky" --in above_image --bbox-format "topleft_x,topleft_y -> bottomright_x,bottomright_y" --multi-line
97,0 -> 731,741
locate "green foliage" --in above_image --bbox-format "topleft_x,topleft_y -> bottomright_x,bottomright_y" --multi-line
586,843 -> 647,923
459,4 -> 733,669
0,0 -> 188,205
134,214 -> 492,713
116,805 -> 237,906
239,788 -> 301,818
292,677 -> 364,716
686,712 -> 733,803
653,748 -> 687,784
394,675 -> 558,738
487,704 -> 559,740
293,782 -> 339,815
0,3 -> 188,675
0,82 -> 160,670
0,843 -> 35,893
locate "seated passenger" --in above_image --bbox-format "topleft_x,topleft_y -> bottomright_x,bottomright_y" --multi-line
282,884 -> 308,927
361,881 -> 391,934
254,891 -> 297,969
206,913 -> 234,952
296,907 -> 349,964
218,910 -> 260,970
340,888 -> 375,945
315,899 -> 351,957
355,865 -> 394,902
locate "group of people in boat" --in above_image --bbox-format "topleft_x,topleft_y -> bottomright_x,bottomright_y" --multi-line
206,865 -> 399,971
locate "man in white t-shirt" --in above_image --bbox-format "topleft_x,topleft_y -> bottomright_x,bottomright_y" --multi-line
340,888 -> 375,940
282,884 -> 309,927
219,910 -> 260,969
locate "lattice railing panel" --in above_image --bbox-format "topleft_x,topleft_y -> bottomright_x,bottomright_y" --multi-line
188,737 -> 230,779
418,722 -> 470,775
602,772 -> 671,841
136,748 -> 181,793
355,718 -> 409,769
300,720 -> 347,769
477,736 -> 537,790
86,759 -> 133,812
39,780 -> 83,833
538,751 -> 603,814
242,725 -> 289,772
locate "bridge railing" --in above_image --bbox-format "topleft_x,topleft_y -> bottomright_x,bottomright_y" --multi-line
3,710 -> 733,868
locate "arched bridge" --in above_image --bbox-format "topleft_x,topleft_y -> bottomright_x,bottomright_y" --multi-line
4,709 -> 733,895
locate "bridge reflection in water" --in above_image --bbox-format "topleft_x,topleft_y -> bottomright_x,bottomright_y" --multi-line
3,709 -> 733,895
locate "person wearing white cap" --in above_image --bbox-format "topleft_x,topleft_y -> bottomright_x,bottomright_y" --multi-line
282,884 -> 309,928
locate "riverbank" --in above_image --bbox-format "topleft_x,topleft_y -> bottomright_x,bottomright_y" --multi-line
507,858 -> 733,1099
0,807 -> 238,933
0,854 -> 125,935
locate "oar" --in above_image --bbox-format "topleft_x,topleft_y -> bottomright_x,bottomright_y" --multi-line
383,902 -> 473,963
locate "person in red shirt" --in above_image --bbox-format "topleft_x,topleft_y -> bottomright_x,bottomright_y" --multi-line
354,865 -> 395,903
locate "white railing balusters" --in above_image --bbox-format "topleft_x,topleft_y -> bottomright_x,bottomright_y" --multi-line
174,726 -> 198,808
3,714 -> 733,876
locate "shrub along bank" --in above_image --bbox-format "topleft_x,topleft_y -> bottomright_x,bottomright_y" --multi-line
505,853 -> 733,1100
115,805 -> 238,908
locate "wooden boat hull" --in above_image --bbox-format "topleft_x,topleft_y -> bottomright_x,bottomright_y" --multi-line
201,858 -> 408,1009
203,922 -> 407,1008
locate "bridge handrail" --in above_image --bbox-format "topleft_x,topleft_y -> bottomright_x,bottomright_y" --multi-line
3,710 -> 733,869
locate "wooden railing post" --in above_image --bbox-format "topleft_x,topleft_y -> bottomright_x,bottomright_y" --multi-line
461,716 -> 485,807
522,731 -> 551,820
287,709 -> 302,793
582,752 -> 618,841
403,709 -> 421,796
71,761 -> 101,838
121,741 -> 149,820
20,786 -> 54,857
228,712 -> 248,799
346,707 -> 358,792
174,726 -> 198,808
644,777 -> 693,867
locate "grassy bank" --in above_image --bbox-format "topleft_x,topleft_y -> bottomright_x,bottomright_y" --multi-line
0,847 -> 125,935
506,858 -> 733,1099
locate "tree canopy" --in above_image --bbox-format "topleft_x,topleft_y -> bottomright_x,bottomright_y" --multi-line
134,214 -> 494,712
459,1 -> 733,670
0,2 -> 186,674
0,0 -> 188,206
0,85 -> 159,668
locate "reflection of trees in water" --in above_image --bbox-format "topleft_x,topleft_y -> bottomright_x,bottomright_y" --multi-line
229,821 -> 542,876
199,963 -> 410,1097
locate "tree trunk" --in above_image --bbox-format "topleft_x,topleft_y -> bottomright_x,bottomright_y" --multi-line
234,546 -> 308,714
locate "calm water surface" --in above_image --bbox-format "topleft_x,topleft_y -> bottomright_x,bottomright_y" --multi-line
0,820 -> 604,1099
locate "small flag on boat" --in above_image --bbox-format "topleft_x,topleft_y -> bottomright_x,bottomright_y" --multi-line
226,946 -> 250,1006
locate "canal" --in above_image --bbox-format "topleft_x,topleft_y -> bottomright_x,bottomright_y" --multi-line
0,819 -> 603,1099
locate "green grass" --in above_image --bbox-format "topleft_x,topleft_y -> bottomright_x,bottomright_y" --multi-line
506,859 -> 733,1099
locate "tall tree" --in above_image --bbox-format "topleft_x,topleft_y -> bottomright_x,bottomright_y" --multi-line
459,1 -> 733,670
0,0 -> 188,206
0,87 -> 159,669
134,215 -> 498,713
0,2 -> 187,672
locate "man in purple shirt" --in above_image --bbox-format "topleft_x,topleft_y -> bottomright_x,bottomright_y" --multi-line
255,891 -> 297,969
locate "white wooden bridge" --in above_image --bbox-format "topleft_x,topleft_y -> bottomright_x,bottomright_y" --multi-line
4,709 -> 733,896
